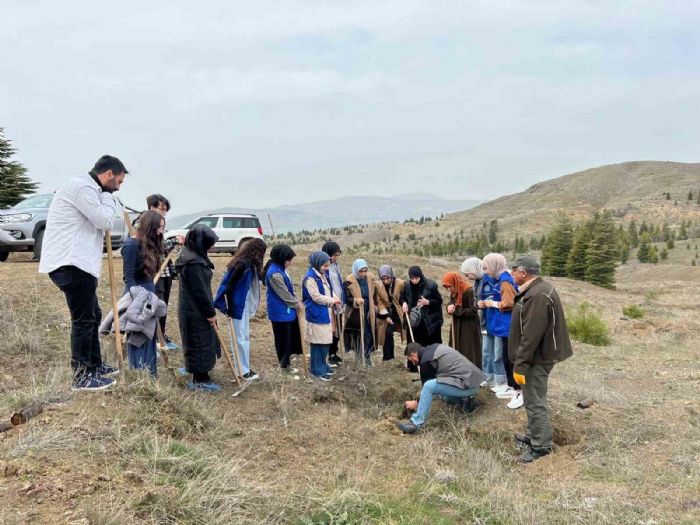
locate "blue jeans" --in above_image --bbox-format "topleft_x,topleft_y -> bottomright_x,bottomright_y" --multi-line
481,335 -> 507,385
411,379 -> 478,427
310,343 -> 331,377
127,338 -> 157,378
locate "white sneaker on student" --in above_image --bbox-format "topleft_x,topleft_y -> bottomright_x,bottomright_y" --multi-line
479,381 -> 488,388
490,384 -> 509,394
507,392 -> 524,409
496,387 -> 516,399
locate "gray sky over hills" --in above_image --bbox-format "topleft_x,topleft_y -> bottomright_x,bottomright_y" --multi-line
2,1 -> 699,214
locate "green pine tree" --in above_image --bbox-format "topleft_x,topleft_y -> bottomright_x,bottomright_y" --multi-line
584,211 -> 618,288
566,221 -> 592,280
678,220 -> 688,240
0,128 -> 38,209
628,220 -> 639,248
541,215 -> 573,277
637,232 -> 653,263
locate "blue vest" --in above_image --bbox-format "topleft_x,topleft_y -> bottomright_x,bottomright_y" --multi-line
486,271 -> 517,337
214,265 -> 254,320
265,263 -> 297,323
302,268 -> 331,325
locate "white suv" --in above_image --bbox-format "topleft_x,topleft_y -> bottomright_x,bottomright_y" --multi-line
165,213 -> 264,253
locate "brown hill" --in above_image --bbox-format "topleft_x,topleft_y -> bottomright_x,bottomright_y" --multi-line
444,160 -> 700,237
305,161 -> 700,253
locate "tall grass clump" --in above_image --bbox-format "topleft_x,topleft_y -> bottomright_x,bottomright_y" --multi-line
567,302 -> 610,346
622,304 -> 644,319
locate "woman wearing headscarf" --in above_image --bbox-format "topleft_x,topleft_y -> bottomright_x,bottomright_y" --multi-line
263,244 -> 303,373
376,265 -> 404,361
214,238 -> 267,381
461,256 -> 488,379
302,251 -> 341,380
480,253 -> 521,409
400,266 -> 443,347
322,241 -> 345,365
441,272 -> 481,368
175,225 -> 221,392
343,259 -> 377,366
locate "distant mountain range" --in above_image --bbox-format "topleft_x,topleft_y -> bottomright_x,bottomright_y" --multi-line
166,194 -> 483,233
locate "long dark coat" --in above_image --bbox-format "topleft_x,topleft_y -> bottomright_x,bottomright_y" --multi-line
447,288 -> 482,369
176,245 -> 220,374
400,278 -> 443,343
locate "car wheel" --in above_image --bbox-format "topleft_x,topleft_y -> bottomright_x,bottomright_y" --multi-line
33,229 -> 45,261
0,251 -> 8,262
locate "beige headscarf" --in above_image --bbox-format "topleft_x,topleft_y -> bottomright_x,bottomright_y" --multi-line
482,253 -> 508,278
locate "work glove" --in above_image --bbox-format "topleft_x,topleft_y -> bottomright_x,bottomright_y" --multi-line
513,372 -> 526,386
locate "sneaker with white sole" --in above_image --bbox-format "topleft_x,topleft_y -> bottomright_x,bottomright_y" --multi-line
490,384 -> 510,393
496,387 -> 517,399
242,370 -> 259,381
507,392 -> 524,409
98,363 -> 120,377
479,381 -> 488,388
72,375 -> 115,391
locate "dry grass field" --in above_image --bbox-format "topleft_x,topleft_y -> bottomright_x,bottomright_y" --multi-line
1,251 -> 698,524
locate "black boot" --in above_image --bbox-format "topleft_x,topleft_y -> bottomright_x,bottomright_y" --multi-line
518,447 -> 552,463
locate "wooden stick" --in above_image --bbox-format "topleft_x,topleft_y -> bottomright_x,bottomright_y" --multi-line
267,213 -> 276,240
359,303 -> 366,368
213,322 -> 241,386
123,209 -> 134,237
296,315 -> 312,382
105,232 -> 124,369
405,309 -> 415,343
153,248 -> 180,286
155,323 -> 170,368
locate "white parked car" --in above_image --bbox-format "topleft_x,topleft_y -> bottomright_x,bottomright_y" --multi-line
165,213 -> 264,253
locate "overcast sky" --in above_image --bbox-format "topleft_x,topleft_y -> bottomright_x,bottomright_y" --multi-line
2,1 -> 699,215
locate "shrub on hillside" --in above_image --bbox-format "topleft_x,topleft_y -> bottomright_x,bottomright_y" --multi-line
567,302 -> 610,346
622,305 -> 644,319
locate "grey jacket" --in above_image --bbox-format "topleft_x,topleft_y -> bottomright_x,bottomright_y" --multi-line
420,344 -> 485,390
124,286 -> 167,346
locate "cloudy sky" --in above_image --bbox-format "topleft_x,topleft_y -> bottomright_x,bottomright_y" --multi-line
2,1 -> 699,214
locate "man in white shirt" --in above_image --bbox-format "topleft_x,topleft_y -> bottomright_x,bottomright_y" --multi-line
39,155 -> 128,391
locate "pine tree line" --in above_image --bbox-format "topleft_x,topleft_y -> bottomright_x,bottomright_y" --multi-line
541,211 -> 619,288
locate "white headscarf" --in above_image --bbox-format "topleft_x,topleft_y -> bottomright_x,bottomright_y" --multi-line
460,257 -> 484,279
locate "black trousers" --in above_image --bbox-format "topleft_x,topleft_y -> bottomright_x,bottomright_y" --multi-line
383,323 -> 395,361
503,338 -> 521,391
49,266 -> 103,377
271,320 -> 302,368
155,275 -> 173,336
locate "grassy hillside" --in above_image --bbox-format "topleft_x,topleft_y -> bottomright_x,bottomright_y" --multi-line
1,254 -> 699,524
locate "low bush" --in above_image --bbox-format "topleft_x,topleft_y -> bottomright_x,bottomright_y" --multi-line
622,305 -> 644,319
567,302 -> 610,346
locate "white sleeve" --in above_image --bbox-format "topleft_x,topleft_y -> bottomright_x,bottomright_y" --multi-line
74,185 -> 117,231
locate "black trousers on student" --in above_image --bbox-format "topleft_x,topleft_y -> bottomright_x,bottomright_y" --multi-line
49,266 -> 103,377
155,275 -> 173,336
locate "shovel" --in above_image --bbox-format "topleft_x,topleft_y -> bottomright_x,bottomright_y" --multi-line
213,322 -> 250,397
105,232 -> 124,371
296,314 -> 313,383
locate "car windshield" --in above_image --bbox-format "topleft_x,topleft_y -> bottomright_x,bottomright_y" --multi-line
13,194 -> 54,210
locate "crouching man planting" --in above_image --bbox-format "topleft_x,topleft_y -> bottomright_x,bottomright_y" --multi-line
396,342 -> 485,434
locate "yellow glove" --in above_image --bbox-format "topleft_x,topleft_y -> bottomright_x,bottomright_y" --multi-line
513,372 -> 526,386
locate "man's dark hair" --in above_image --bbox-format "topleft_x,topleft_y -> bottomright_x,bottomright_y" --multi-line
90,155 -> 128,176
147,194 -> 171,211
404,342 -> 421,356
321,240 -> 341,257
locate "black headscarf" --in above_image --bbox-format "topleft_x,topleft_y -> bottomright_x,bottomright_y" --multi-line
408,265 -> 425,280
180,224 -> 218,269
263,244 -> 296,277
321,240 -> 341,257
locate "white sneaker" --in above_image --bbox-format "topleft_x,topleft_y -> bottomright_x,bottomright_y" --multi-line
479,381 -> 488,388
490,384 -> 509,393
496,387 -> 516,399
507,392 -> 524,409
